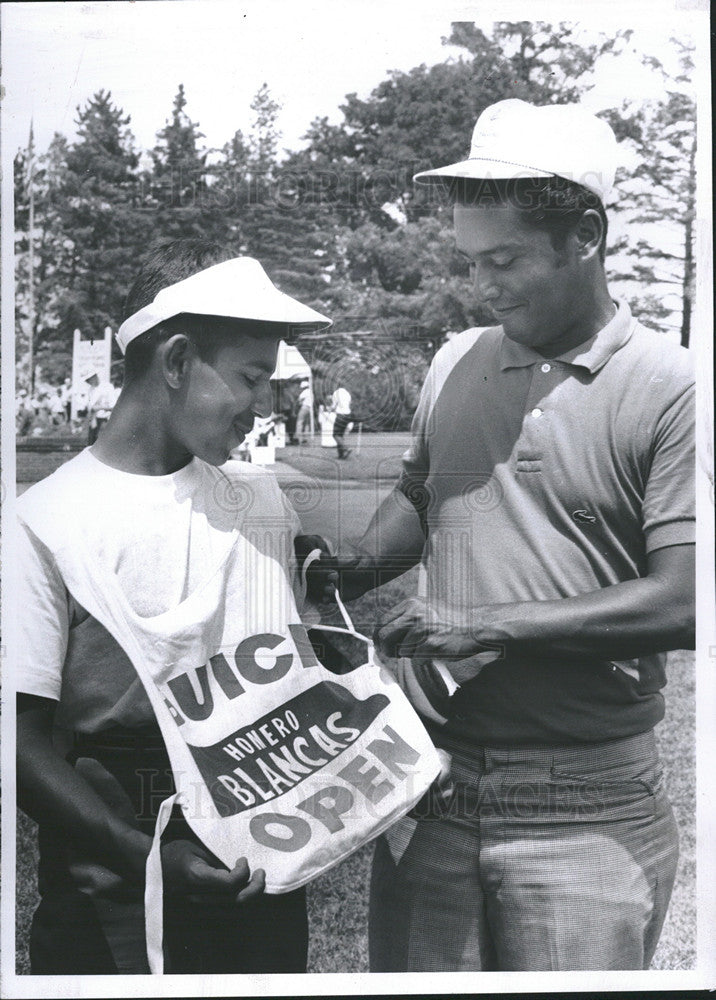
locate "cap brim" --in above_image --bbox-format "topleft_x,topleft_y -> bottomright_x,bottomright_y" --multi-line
413,158 -> 554,185
116,256 -> 332,352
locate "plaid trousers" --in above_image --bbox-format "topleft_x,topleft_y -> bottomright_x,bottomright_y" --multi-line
369,728 -> 679,971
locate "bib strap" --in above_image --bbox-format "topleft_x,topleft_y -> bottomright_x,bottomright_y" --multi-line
301,546 -> 356,633
145,791 -> 182,975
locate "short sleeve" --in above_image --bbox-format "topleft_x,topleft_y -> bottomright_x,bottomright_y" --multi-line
399,329 -> 484,498
398,357 -> 437,492
14,519 -> 71,700
642,384 -> 695,552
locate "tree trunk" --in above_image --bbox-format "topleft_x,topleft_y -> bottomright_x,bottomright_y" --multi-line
680,136 -> 696,349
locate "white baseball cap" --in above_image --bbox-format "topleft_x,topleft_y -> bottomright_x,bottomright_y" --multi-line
413,99 -> 619,203
116,256 -> 331,353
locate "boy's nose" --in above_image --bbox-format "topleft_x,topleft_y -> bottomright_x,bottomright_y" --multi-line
253,383 -> 273,418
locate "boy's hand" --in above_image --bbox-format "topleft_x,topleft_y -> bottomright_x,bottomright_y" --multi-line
161,839 -> 265,903
294,534 -> 339,604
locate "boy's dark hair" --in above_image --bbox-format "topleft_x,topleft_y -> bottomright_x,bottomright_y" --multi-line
122,239 -> 283,382
448,175 -> 608,263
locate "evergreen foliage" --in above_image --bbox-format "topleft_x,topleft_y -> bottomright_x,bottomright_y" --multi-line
13,28 -> 696,417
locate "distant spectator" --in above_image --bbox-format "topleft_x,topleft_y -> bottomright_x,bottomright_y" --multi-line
330,385 -> 352,460
86,372 -> 116,445
50,388 -> 66,426
16,390 -> 35,436
61,377 -> 72,422
295,379 -> 313,444
74,381 -> 90,421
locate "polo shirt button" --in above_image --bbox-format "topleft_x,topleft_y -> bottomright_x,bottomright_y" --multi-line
531,407 -> 543,418
541,363 -> 551,373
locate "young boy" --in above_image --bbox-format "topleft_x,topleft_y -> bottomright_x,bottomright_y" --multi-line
16,239 -> 331,974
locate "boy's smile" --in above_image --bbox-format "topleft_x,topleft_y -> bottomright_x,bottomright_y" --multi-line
173,334 -> 280,466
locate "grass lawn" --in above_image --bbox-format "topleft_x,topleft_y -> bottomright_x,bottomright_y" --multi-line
275,431 -> 411,483
13,434 -> 696,973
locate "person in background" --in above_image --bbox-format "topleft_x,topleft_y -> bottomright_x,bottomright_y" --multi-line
86,371 -> 117,445
50,387 -> 67,427
330,384 -> 352,460
295,378 -> 313,445
16,389 -> 36,437
61,377 -> 73,422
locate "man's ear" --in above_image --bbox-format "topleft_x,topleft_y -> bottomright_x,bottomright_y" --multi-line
574,209 -> 603,261
160,334 -> 195,388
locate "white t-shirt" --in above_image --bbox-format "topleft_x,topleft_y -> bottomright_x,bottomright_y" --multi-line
331,387 -> 351,415
17,449 -> 300,733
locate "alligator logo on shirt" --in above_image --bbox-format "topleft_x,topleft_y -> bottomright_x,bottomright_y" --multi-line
572,509 -> 597,524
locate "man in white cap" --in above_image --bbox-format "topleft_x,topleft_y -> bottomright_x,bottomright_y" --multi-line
325,101 -> 694,970
16,238 -> 331,974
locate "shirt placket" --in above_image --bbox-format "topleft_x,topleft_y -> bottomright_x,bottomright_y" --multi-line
515,361 -> 562,474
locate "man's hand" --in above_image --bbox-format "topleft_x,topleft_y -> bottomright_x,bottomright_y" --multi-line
294,534 -> 339,604
374,544 -> 695,665
161,839 -> 265,903
374,596 -> 504,663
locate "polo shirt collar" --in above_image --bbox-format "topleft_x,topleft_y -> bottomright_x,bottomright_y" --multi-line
499,300 -> 634,374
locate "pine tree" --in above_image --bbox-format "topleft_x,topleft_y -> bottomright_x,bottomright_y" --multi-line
150,85 -> 209,233
41,91 -> 151,382
603,41 -> 696,345
210,129 -> 251,247
17,132 -> 62,387
248,83 -> 281,188
225,85 -> 340,312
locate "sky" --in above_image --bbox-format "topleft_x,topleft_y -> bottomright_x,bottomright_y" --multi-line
0,0 -> 701,163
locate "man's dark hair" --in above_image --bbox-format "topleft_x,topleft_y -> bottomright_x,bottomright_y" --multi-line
448,176 -> 609,263
122,238 -> 284,382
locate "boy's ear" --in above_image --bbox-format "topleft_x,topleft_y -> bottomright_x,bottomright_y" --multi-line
574,209 -> 603,261
161,334 -> 195,388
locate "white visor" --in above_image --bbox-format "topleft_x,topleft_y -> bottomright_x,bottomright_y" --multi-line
116,256 -> 331,353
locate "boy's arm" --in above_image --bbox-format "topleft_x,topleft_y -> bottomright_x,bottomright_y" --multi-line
17,693 -> 150,882
17,693 -> 265,899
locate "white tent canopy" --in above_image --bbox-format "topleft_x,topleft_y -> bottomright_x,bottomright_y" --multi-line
271,341 -> 311,381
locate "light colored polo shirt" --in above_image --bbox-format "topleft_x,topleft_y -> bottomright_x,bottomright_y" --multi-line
401,301 -> 694,743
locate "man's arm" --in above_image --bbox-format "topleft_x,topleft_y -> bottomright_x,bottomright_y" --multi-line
333,486 -> 427,601
376,543 -> 695,662
17,693 -> 265,900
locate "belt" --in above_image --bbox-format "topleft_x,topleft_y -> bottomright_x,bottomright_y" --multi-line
73,731 -> 166,751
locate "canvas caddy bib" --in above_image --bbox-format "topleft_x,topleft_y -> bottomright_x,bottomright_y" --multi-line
31,469 -> 441,973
